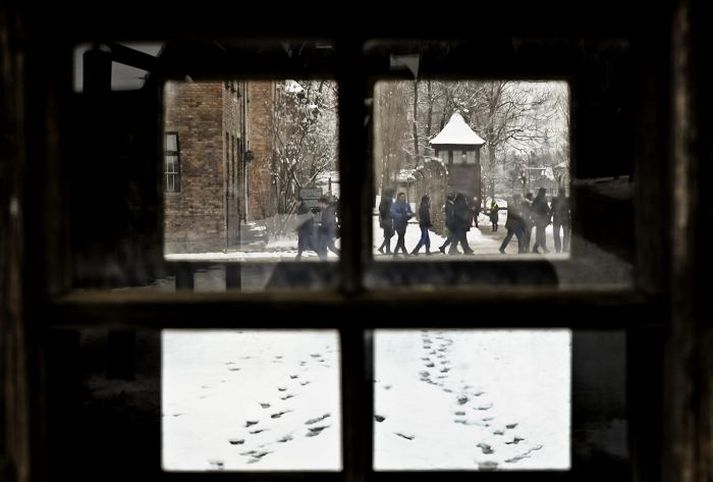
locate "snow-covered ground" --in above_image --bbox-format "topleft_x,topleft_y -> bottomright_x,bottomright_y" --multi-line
162,330 -> 341,471
374,330 -> 571,470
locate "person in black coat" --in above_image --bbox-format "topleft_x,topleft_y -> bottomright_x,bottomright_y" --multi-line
390,192 -> 414,257
377,188 -> 394,255
551,192 -> 571,253
521,192 -> 534,253
449,193 -> 474,255
499,193 -> 526,254
411,195 -> 433,255
531,187 -> 551,254
317,196 -> 339,260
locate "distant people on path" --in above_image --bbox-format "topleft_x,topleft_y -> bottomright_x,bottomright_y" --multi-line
295,197 -> 316,259
531,187 -> 551,254
317,195 -> 340,260
521,192 -> 534,253
551,192 -> 571,253
449,193 -> 475,255
499,193 -> 526,254
377,188 -> 395,255
411,195 -> 433,255
438,192 -> 456,254
488,200 -> 500,232
390,192 -> 414,257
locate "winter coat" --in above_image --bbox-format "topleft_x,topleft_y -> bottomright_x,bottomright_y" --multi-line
444,200 -> 456,230
378,197 -> 393,230
504,203 -> 524,231
531,197 -> 551,227
418,202 -> 432,227
551,196 -> 571,225
455,198 -> 472,231
488,203 -> 500,223
390,199 -> 414,230
295,202 -> 314,235
319,204 -> 338,235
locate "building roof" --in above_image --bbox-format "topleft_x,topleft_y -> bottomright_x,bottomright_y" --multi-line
429,112 -> 486,146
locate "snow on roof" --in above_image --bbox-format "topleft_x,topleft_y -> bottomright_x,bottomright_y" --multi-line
429,112 -> 486,146
284,80 -> 304,94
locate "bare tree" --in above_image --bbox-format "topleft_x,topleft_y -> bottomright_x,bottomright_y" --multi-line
374,82 -> 409,193
267,80 -> 338,217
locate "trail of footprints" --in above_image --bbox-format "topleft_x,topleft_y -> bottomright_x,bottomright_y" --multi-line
402,330 -> 545,469
222,347 -> 332,468
209,347 -> 336,468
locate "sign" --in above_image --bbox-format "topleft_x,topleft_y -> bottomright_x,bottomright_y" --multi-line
300,187 -> 323,208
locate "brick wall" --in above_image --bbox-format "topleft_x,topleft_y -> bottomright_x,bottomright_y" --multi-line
164,81 -> 226,253
246,81 -> 277,220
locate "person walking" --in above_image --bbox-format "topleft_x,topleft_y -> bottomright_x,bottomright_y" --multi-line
411,195 -> 433,255
531,187 -> 551,254
488,199 -> 500,232
499,193 -> 525,254
390,192 -> 414,257
521,192 -> 534,253
377,188 -> 395,255
295,197 -> 316,259
317,195 -> 339,260
471,196 -> 481,228
449,193 -> 474,255
438,192 -> 456,254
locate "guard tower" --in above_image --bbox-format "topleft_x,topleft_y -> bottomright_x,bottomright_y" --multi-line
429,112 -> 486,200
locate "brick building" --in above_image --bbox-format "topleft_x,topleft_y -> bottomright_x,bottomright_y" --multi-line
163,80 -> 278,253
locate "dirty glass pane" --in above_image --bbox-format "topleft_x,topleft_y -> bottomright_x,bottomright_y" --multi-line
373,329 -> 571,470
162,330 -> 341,471
372,80 -> 571,260
163,79 -> 340,264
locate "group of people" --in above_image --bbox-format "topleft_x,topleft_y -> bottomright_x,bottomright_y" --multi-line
294,195 -> 340,260
498,187 -> 571,255
376,186 -> 571,257
377,189 -> 478,257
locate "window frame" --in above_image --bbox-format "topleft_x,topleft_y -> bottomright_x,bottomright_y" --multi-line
1,8 -> 678,482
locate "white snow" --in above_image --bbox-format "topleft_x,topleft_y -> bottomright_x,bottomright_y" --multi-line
284,80 -> 304,94
430,113 -> 486,146
162,330 -> 342,471
374,330 -> 571,470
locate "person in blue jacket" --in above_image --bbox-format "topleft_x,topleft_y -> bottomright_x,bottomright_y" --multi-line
390,192 -> 414,257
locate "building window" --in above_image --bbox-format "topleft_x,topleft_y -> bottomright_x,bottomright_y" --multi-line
165,132 -> 180,193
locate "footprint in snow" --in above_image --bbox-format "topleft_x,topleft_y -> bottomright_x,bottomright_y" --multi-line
280,394 -> 296,401
245,420 -> 259,427
456,395 -> 469,405
306,425 -> 330,437
305,413 -> 331,425
493,429 -> 505,435
425,362 -> 435,368
271,410 -> 292,419
505,445 -> 542,464
277,387 -> 287,392
246,451 -> 271,463
477,443 -> 495,455
394,432 -> 415,440
443,388 -> 453,393
259,403 -> 271,409
310,354 -> 321,358
289,374 -> 299,379
454,411 -> 466,416
440,367 -> 450,373
228,367 -> 241,372
506,423 -> 518,429
277,434 -> 293,443
208,459 -> 225,470
228,438 -> 245,445
505,436 -> 525,445
300,380 -> 311,386
249,428 -> 269,434
225,361 -> 235,365
374,414 -> 386,422
475,403 -> 493,410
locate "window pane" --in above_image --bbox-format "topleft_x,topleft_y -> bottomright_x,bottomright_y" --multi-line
373,80 -> 570,260
165,133 -> 178,152
374,329 -> 571,470
164,79 -> 341,267
162,330 -> 342,471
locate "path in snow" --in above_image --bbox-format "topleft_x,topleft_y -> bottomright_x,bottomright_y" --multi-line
374,330 -> 570,470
